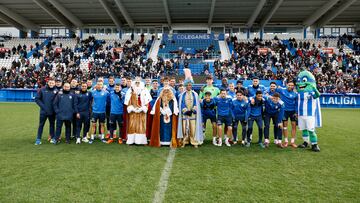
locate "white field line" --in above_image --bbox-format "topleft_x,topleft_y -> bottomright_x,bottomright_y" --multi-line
152,149 -> 176,203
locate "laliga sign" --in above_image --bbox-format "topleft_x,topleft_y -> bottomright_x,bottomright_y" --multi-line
321,96 -> 357,105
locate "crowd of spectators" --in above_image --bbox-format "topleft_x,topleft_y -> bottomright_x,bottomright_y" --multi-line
0,41 -> 41,59
0,35 -> 179,88
0,35 -> 359,93
159,39 -> 220,60
215,36 -> 359,93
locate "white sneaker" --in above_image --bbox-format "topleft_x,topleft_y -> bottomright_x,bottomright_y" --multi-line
82,137 -> 89,143
218,139 -> 222,147
212,137 -> 217,146
76,138 -> 81,144
225,138 -> 231,147
274,139 -> 278,144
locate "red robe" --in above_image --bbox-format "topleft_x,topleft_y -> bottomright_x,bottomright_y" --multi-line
149,98 -> 179,148
121,105 -> 128,140
146,104 -> 153,139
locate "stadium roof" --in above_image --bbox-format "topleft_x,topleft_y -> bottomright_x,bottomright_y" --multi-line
0,0 -> 359,32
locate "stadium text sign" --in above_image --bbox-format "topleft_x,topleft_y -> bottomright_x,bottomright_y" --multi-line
322,96 -> 356,105
320,94 -> 359,108
173,34 -> 213,40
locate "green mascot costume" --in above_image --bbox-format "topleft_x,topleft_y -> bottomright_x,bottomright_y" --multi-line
296,70 -> 322,152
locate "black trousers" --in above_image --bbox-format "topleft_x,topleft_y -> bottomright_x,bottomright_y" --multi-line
232,118 -> 247,141
76,112 -> 90,138
109,113 -> 123,138
247,116 -> 263,143
55,119 -> 71,141
36,113 -> 55,140
264,113 -> 282,140
71,114 -> 77,138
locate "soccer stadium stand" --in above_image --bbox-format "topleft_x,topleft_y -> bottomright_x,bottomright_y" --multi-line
2,38 -> 44,51
0,34 -> 359,94
50,38 -> 78,50
220,36 -> 359,93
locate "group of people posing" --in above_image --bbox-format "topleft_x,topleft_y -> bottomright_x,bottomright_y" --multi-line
34,71 -> 319,151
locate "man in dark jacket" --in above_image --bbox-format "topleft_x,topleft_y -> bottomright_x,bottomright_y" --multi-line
75,82 -> 92,144
55,78 -> 63,92
53,83 -> 77,144
35,78 -> 58,145
70,79 -> 80,139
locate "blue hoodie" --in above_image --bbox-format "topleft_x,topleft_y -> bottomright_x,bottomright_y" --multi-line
109,90 -> 125,114
247,84 -> 266,97
201,98 -> 216,117
248,96 -> 265,117
232,98 -> 250,120
264,97 -> 285,124
215,97 -> 233,117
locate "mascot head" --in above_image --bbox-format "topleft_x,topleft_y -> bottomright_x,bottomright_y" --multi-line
296,70 -> 317,92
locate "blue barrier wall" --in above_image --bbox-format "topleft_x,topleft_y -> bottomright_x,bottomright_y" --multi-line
0,89 -> 359,108
0,89 -> 37,102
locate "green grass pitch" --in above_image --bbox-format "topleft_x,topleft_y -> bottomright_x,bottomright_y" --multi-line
0,103 -> 359,202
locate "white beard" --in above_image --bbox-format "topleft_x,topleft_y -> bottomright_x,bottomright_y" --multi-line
133,86 -> 142,95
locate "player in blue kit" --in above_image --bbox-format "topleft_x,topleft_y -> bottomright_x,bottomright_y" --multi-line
227,83 -> 236,99
247,77 -> 266,97
276,80 -> 298,147
247,91 -> 265,148
200,91 -> 217,146
90,82 -> 109,144
215,89 -> 233,147
107,83 -> 125,144
231,90 -> 249,145
264,92 -> 285,148
267,82 -> 277,96
158,76 -> 176,96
